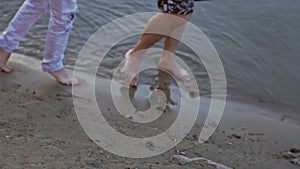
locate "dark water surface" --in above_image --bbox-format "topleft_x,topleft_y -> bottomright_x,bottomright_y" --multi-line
1,0 -> 300,114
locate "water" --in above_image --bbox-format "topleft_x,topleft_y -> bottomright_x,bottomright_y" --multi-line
1,0 -> 300,113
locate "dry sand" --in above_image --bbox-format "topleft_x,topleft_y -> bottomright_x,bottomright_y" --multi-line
0,53 -> 300,169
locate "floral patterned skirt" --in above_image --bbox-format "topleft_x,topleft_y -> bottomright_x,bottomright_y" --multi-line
157,0 -> 194,15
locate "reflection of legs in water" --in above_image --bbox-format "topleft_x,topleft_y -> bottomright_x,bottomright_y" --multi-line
122,13 -> 191,86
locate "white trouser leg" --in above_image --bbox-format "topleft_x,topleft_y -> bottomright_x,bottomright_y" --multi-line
42,0 -> 77,72
0,0 -> 48,53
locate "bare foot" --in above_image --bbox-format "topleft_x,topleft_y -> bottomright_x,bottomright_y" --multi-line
158,56 -> 191,81
49,68 -> 80,86
0,48 -> 13,73
121,49 -> 141,87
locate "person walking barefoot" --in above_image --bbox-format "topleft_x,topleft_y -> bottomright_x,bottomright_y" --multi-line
121,0 -> 194,87
0,48 -> 13,73
0,0 -> 79,86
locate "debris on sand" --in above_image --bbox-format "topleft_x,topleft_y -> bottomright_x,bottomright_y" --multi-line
283,148 -> 300,166
284,151 -> 297,159
290,148 -> 300,154
172,154 -> 232,169
291,158 -> 300,166
231,134 -> 242,139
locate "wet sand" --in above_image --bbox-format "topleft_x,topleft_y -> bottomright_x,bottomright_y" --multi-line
0,53 -> 300,169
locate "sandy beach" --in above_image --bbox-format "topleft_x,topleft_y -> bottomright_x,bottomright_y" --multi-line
1,53 -> 300,169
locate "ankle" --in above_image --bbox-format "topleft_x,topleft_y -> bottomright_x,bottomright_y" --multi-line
128,48 -> 146,60
159,55 -> 176,65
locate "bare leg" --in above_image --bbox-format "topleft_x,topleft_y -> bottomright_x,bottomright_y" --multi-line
0,49 -> 13,73
122,13 -> 189,86
158,20 -> 191,81
122,14 -> 168,87
120,49 -> 141,87
122,32 -> 163,86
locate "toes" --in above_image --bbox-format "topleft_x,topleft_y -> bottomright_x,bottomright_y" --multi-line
129,76 -> 139,87
6,67 -> 14,73
49,69 -> 80,86
178,73 -> 191,81
7,65 -> 13,70
59,78 -> 80,86
0,65 -> 14,73
71,78 -> 80,86
177,69 -> 191,81
160,67 -> 191,81
125,74 -> 139,87
182,75 -> 192,81
121,66 -> 139,87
